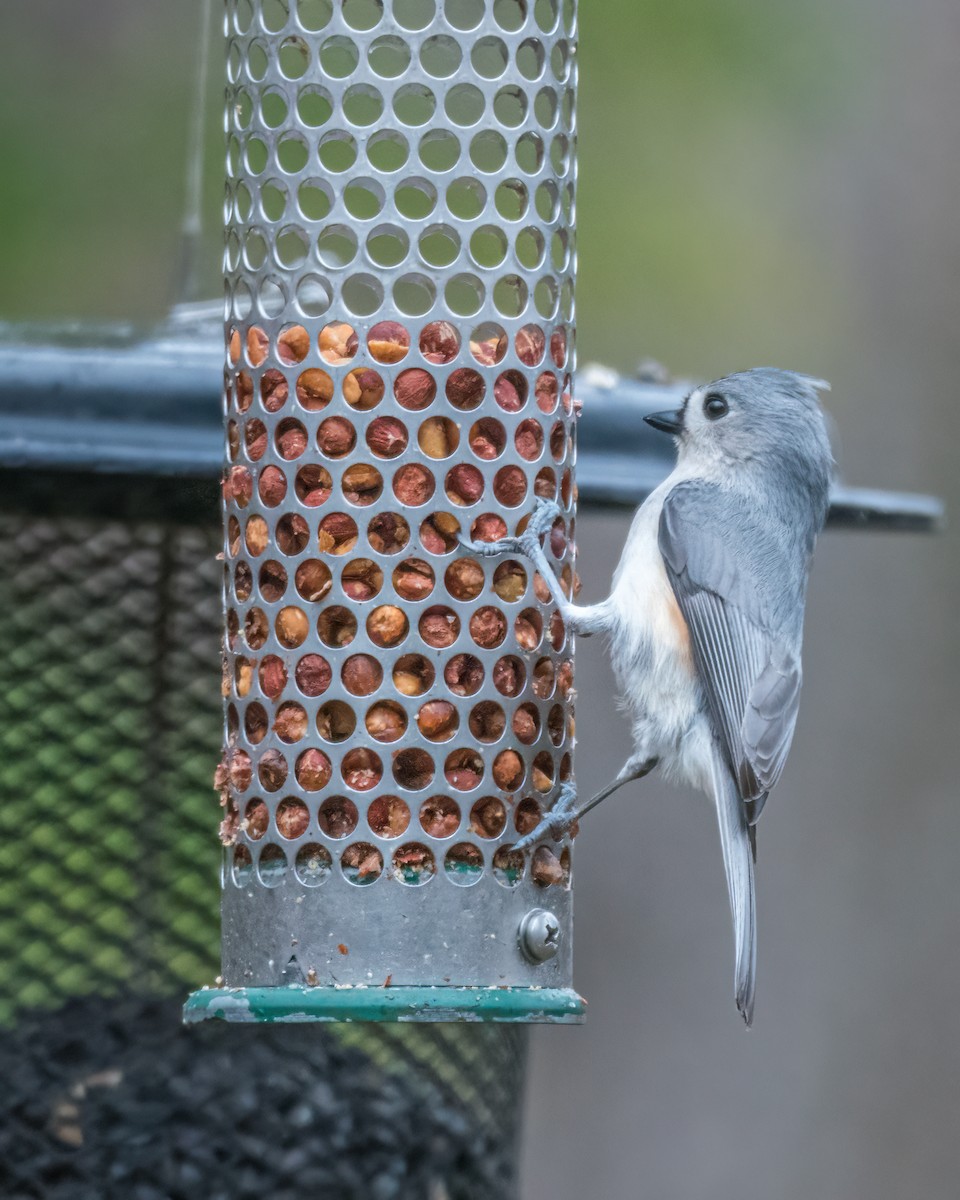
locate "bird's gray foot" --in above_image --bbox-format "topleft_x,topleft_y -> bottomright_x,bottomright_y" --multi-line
457,497 -> 563,560
515,781 -> 578,853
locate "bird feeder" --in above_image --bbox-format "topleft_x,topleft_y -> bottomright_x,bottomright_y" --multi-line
185,0 -> 584,1023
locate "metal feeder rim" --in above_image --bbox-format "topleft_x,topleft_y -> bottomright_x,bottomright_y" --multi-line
183,985 -> 586,1025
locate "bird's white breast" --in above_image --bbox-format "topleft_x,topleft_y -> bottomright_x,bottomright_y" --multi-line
607,479 -> 705,776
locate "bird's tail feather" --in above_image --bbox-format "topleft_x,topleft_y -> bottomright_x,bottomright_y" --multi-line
710,747 -> 757,1027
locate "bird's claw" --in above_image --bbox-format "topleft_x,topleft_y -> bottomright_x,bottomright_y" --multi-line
515,782 -> 579,853
456,497 -> 563,561
522,496 -> 563,542
455,532 -> 520,558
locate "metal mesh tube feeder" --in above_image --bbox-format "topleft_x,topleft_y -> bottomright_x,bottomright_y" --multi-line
186,0 -> 583,1023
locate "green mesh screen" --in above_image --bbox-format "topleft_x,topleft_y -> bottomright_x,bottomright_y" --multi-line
0,506 -> 526,1199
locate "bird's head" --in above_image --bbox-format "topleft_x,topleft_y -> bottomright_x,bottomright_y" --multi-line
644,368 -> 834,487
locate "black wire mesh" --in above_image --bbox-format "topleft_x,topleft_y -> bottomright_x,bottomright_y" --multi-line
0,496 -> 527,1199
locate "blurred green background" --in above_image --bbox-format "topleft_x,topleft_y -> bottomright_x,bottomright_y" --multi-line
2,2 -> 958,1199
1,0 -> 866,377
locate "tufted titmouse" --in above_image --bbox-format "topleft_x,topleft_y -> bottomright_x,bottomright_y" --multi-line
463,368 -> 833,1025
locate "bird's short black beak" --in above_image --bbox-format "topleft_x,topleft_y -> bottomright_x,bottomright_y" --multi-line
643,408 -> 685,436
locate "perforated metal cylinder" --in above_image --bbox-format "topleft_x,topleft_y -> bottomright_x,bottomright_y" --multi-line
215,0 -> 579,1007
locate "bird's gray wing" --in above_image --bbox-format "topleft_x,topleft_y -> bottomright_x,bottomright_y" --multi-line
659,481 -> 806,815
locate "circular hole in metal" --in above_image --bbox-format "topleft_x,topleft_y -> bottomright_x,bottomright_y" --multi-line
368,795 -> 411,839
395,0 -> 436,28
444,653 -> 484,696
368,33 -> 411,76
258,844 -> 288,887
446,177 -> 486,220
417,700 -> 459,742
492,559 -> 527,602
260,178 -> 287,220
296,0 -> 332,27
318,511 -> 358,554
393,843 -> 437,886
419,223 -> 461,267
443,463 -> 483,508
341,654 -> 382,696
320,34 -> 359,77
493,748 -> 525,790
419,511 -> 461,554
344,176 -> 386,219
470,796 -> 507,839
296,844 -> 333,886
393,83 -> 437,126
367,604 -> 409,647
446,368 -> 485,411
279,35 -> 310,78
393,747 -> 436,791
297,84 -> 334,127
493,654 -> 526,698
393,557 -> 435,600
472,35 -> 509,78
494,85 -> 527,127
367,416 -> 409,458
341,842 -> 383,885
295,464 -> 333,507
318,796 -> 359,839
233,845 -> 254,887
258,655 -> 287,700
493,274 -> 528,318
343,273 -> 384,316
341,556 -> 383,601
445,748 -> 484,792
469,700 -> 506,743
418,605 -> 460,648
420,33 -> 462,76
444,0 -> 483,30
342,747 -> 383,791
393,653 -> 435,697
493,0 -> 527,33
365,700 -> 408,742
367,129 -> 409,172
342,0 -> 383,31
469,130 -> 508,176
445,843 -> 483,886
492,846 -> 524,888
318,605 -> 357,647
258,750 -> 288,792
296,275 -> 333,319
277,133 -> 308,174
318,130 -> 358,173
471,322 -> 509,366
317,699 -> 357,742
531,751 -> 555,792
419,794 -> 461,837
295,653 -> 332,697
368,511 -> 412,554
367,223 -> 410,268
343,83 -> 385,127
393,273 -> 437,317
276,798 -> 310,840
395,176 -> 438,220
244,797 -> 268,839
274,700 -> 308,742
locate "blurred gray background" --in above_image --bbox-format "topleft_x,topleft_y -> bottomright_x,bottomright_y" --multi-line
2,1 -> 958,1197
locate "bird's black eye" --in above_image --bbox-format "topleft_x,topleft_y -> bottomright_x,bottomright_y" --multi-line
703,393 -> 728,420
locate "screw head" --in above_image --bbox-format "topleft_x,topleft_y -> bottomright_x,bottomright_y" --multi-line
518,908 -> 561,963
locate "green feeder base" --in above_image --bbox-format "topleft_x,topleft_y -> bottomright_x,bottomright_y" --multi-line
183,985 -> 586,1025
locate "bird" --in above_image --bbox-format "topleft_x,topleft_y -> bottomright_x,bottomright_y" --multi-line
462,368 -> 833,1025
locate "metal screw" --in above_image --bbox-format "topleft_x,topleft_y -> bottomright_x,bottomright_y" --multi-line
518,909 -> 562,963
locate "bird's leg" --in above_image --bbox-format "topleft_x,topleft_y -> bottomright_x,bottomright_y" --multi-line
457,498 -> 610,637
514,754 -> 659,852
